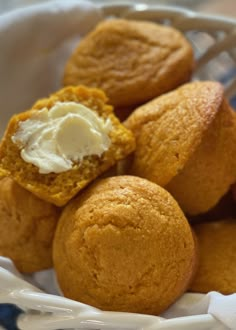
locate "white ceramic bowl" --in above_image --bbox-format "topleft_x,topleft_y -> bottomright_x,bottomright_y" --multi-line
0,1 -> 236,329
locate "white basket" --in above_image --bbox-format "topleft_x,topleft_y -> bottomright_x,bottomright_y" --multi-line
0,1 -> 236,330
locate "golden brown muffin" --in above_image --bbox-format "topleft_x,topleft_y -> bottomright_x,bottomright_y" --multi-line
53,176 -> 197,315
0,85 -> 135,206
190,219 -> 236,294
63,19 -> 194,109
125,81 -> 236,215
189,189 -> 236,223
0,177 -> 60,273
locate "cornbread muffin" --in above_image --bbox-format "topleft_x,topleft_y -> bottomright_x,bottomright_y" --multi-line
63,19 -> 194,109
125,81 -> 236,215
190,219 -> 236,294
189,190 -> 236,223
0,85 -> 135,206
0,177 -> 60,273
53,176 -> 197,315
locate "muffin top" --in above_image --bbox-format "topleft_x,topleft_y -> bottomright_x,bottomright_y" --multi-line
53,175 -> 196,315
125,81 -> 224,186
63,19 -> 194,108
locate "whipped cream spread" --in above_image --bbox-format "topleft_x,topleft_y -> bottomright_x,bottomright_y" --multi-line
12,102 -> 112,174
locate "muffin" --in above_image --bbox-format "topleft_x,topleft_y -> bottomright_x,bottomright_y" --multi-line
125,81 -> 236,215
63,19 -> 194,111
0,177 -> 60,273
53,175 -> 197,315
190,219 -> 236,294
0,85 -> 135,206
189,189 -> 236,223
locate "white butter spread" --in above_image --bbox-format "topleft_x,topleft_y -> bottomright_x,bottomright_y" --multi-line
12,102 -> 112,174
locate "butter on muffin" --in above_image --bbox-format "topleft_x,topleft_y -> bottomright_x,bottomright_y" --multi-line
125,81 -> 236,215
53,176 -> 197,315
0,86 -> 135,206
0,177 -> 60,273
63,19 -> 194,110
190,219 -> 236,294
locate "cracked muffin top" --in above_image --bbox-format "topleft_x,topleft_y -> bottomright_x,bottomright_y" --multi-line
53,175 -> 197,315
63,19 -> 194,108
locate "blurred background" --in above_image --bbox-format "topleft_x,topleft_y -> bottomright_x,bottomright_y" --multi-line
0,0 -> 236,18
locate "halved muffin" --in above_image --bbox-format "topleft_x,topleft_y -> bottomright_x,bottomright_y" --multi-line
0,85 -> 135,206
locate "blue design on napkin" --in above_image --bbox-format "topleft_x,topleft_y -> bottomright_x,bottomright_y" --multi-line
0,304 -> 22,330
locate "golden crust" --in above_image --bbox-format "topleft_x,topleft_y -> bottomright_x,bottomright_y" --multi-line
0,85 -> 135,206
125,81 -> 223,185
53,175 -> 197,315
0,177 -> 60,273
125,81 -> 236,215
63,19 -> 194,108
190,219 -> 236,294
166,99 -> 236,214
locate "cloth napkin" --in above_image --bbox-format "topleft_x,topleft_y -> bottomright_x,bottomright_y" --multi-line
0,1 -> 236,329
33,267 -> 236,329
